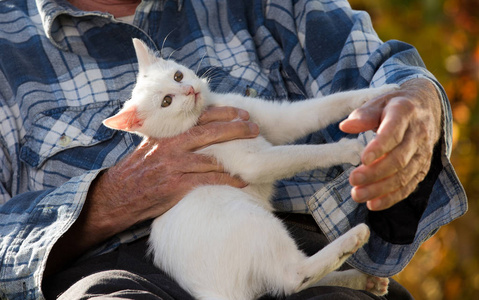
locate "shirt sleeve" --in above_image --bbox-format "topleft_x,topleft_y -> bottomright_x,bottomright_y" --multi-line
0,168 -> 101,300
0,69 -> 95,298
264,0 -> 467,276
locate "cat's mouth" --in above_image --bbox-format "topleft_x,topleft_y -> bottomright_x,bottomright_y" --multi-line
194,92 -> 201,104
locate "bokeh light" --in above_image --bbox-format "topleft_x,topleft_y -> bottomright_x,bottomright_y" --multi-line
349,0 -> 479,299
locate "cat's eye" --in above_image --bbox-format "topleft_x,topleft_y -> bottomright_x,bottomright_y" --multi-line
174,71 -> 183,82
162,95 -> 173,107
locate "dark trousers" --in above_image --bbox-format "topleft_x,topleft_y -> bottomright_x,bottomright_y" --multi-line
43,214 -> 414,300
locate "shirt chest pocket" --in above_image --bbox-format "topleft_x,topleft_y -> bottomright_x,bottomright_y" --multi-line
20,101 -> 128,172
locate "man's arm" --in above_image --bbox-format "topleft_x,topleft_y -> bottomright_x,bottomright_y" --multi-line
44,107 -> 259,276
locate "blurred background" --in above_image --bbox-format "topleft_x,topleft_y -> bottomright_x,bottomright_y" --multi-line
348,0 -> 479,299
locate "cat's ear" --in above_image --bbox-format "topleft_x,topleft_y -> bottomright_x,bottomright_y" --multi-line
103,105 -> 144,132
132,38 -> 158,73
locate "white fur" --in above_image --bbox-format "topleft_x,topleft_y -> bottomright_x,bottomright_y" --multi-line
104,39 -> 399,300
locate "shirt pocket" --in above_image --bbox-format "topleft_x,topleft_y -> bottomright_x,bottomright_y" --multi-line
20,101 -> 122,169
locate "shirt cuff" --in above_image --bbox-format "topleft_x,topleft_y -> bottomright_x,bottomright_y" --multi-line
0,169 -> 103,300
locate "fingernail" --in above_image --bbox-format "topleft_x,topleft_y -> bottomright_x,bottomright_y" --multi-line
352,187 -> 368,202
248,122 -> 259,136
363,152 -> 376,165
238,109 -> 250,121
347,110 -> 359,119
351,172 -> 366,185
367,200 -> 379,211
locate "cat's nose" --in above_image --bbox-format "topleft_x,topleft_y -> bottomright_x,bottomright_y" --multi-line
185,85 -> 195,96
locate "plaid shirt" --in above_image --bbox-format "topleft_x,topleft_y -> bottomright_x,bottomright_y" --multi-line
0,0 -> 467,299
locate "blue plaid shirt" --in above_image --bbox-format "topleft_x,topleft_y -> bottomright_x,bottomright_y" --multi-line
0,0 -> 467,299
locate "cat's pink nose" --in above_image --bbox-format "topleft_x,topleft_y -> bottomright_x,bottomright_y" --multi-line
185,85 -> 195,95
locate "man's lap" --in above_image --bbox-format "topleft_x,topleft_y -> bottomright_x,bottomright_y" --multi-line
42,214 -> 413,300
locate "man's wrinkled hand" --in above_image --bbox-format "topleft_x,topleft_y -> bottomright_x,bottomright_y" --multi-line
87,106 -> 259,238
340,78 -> 442,211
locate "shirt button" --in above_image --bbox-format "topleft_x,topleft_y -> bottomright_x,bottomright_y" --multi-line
245,86 -> 258,98
58,134 -> 72,147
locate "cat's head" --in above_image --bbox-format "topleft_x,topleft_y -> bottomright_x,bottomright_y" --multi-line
103,38 -> 210,138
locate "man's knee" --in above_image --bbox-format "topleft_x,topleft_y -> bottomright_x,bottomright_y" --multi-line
56,270 -> 165,300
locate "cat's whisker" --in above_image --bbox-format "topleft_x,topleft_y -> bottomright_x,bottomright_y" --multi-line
160,29 -> 177,58
205,75 -> 224,86
202,67 -> 218,78
195,51 -> 209,76
199,68 -> 214,81
167,47 -> 180,61
200,67 -> 223,84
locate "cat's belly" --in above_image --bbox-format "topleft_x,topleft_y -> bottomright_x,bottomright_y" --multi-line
148,185 -> 303,299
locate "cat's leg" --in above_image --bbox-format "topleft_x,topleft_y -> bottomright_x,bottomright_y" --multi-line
239,84 -> 399,145
196,295 -> 228,300
313,270 -> 389,296
288,224 -> 370,294
234,137 -> 364,183
268,84 -> 400,145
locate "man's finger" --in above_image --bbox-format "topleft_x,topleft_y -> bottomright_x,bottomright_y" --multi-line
183,121 -> 259,151
339,105 -> 383,134
350,128 -> 417,186
198,106 -> 250,125
360,98 -> 413,165
180,172 -> 247,189
179,153 -> 225,174
365,176 -> 422,211
351,151 -> 424,203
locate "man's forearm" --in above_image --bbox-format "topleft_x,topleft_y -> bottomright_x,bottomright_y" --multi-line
43,171 -> 132,277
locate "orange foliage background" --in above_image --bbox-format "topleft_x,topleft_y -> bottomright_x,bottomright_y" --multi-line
349,0 -> 479,299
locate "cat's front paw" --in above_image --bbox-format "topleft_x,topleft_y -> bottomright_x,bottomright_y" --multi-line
347,84 -> 400,112
338,138 -> 365,166
368,84 -> 400,100
366,276 -> 389,296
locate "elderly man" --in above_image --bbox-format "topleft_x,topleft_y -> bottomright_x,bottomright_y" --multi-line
0,0 -> 466,299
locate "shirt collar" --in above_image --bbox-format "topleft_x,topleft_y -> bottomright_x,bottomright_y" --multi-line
35,0 -> 113,50
35,0 -> 184,50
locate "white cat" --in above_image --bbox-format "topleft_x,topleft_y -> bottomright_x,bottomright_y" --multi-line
103,38 -> 395,300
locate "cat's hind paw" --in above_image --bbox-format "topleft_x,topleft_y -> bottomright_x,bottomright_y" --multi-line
345,224 -> 370,254
337,224 -> 370,262
366,276 -> 389,296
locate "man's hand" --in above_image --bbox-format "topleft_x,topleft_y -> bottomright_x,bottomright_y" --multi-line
45,106 -> 259,276
95,106 -> 258,226
340,78 -> 442,211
